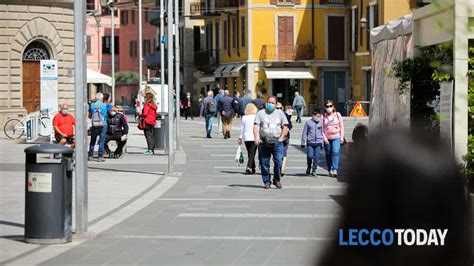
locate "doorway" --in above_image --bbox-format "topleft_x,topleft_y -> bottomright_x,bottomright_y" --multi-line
22,41 -> 50,113
323,71 -> 346,115
272,79 -> 302,106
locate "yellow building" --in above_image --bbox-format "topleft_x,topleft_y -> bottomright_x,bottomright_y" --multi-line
349,0 -> 427,104
192,0 -> 351,114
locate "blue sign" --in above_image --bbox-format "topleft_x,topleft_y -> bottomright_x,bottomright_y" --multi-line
161,35 -> 167,45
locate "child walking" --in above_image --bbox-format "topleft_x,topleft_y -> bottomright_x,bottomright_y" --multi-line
301,110 -> 325,176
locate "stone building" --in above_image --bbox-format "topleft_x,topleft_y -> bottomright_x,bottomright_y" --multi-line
0,0 -> 75,125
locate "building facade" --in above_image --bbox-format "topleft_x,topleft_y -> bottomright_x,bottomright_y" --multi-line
0,0 -> 75,125
193,0 -> 350,114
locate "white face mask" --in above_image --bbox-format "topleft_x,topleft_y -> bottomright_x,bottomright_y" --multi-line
61,110 -> 68,115
187,96 -> 191,98
110,111 -> 117,116
326,107 -> 334,113
313,116 -> 321,122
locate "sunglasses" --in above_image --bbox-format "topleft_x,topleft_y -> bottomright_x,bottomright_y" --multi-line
325,105 -> 333,108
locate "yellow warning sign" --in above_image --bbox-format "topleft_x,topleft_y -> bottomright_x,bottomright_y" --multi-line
350,101 -> 367,117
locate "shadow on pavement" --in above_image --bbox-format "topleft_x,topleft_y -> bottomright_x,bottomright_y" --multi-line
88,166 -> 162,176
0,220 -> 24,228
329,194 -> 345,207
228,184 -> 264,189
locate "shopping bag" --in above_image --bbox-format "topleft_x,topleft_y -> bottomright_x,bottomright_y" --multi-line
235,145 -> 245,166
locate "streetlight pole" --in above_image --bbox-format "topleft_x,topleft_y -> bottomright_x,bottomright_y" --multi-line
74,0 -> 88,235
139,0 -> 143,91
174,0 -> 180,149
110,4 -> 115,105
167,0 -> 175,174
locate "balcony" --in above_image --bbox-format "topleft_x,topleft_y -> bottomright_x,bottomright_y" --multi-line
194,49 -> 220,69
320,0 -> 348,5
260,44 -> 314,61
215,0 -> 239,9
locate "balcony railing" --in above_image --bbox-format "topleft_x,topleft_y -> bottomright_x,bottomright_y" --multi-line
320,0 -> 348,5
260,44 -> 314,61
194,49 -> 221,68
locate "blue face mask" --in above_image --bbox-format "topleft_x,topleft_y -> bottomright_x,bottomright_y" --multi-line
266,103 -> 275,111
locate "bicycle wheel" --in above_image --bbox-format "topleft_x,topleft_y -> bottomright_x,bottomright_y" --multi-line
38,116 -> 52,137
4,118 -> 25,139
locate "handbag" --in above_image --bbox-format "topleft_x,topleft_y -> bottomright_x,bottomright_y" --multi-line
137,116 -> 146,130
235,145 -> 244,166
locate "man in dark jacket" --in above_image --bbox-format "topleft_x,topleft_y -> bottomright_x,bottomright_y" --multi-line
252,91 -> 266,110
200,90 -> 216,138
105,106 -> 129,158
232,91 -> 243,117
218,89 -> 236,139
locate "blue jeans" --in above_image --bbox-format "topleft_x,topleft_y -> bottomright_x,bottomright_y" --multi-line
324,138 -> 341,171
259,141 -> 284,184
89,126 -> 107,158
306,144 -> 322,170
205,114 -> 214,136
294,106 -> 303,122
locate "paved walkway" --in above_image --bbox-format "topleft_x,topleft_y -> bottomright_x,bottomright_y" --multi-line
1,116 -> 349,265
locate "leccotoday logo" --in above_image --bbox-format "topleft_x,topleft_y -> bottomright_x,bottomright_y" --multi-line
338,229 -> 448,246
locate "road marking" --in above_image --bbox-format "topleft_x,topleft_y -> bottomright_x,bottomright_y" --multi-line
177,213 -> 338,218
104,235 -> 333,241
158,198 -> 336,202
213,166 -> 308,170
201,145 -> 240,148
206,185 -> 346,189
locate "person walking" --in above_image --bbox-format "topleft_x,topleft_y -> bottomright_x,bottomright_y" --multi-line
252,91 -> 266,110
214,89 -> 224,134
183,92 -> 194,120
200,90 -> 217,138
89,92 -> 111,162
301,110 -> 324,176
323,99 -> 344,177
240,90 -> 253,112
238,103 -> 258,175
233,91 -> 243,118
53,103 -> 75,148
105,106 -> 129,158
276,103 -> 293,176
218,89 -> 236,139
292,91 -> 306,123
253,96 -> 289,189
141,92 -> 158,155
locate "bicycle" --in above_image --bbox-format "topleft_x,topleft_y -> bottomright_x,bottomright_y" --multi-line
3,110 -> 52,140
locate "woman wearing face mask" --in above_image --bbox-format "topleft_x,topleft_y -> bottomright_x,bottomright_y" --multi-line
323,99 -> 344,177
141,92 -> 158,155
183,92 -> 194,120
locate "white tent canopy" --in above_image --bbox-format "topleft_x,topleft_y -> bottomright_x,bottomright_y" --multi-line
370,14 -> 413,45
263,68 -> 315,79
87,68 -> 112,86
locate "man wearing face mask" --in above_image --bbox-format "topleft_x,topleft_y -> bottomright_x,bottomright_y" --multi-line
105,106 -> 129,158
253,96 -> 289,189
53,103 -> 75,148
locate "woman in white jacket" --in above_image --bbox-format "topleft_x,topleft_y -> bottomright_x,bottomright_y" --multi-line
238,103 -> 258,174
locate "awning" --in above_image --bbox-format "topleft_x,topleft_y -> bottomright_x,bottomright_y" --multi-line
230,63 -> 246,77
221,64 -> 236,77
199,75 -> 216,83
263,68 -> 315,79
213,65 -> 227,77
87,68 -> 112,86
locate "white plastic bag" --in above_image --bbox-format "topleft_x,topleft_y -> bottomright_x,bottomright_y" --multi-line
235,145 -> 244,166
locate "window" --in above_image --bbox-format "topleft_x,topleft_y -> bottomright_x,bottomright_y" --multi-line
120,10 -> 128,25
223,20 -> 229,50
206,24 -> 213,51
102,36 -> 119,54
367,4 -> 378,50
241,16 -> 246,48
131,10 -> 136,24
102,7 -> 118,17
144,39 -> 150,55
86,0 -> 94,11
87,36 -> 92,54
232,17 -> 238,49
130,41 -> 137,58
194,26 -> 201,52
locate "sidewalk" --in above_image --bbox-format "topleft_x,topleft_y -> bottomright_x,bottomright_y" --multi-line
0,122 -> 185,264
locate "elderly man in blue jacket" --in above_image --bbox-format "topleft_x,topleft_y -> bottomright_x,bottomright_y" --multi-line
301,109 -> 325,176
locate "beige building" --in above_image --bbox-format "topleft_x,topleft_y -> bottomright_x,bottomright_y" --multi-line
0,0 -> 75,125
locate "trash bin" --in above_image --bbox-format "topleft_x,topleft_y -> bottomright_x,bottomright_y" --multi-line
154,113 -> 169,152
24,143 -> 73,244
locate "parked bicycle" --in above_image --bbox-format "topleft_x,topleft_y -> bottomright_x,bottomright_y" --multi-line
3,110 -> 52,140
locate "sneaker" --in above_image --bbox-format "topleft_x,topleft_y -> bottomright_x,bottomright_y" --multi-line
333,170 -> 338,177
328,170 -> 333,177
263,183 -> 271,189
143,150 -> 154,156
306,167 -> 311,175
273,180 -> 282,189
251,168 -> 256,174
206,135 -> 212,138
88,157 -> 93,161
245,168 -> 252,175
97,157 -> 105,162
311,169 -> 317,177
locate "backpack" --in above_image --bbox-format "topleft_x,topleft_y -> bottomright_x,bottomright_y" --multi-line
91,102 -> 105,128
206,98 -> 217,114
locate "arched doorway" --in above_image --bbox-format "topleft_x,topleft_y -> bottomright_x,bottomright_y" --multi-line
23,41 -> 50,113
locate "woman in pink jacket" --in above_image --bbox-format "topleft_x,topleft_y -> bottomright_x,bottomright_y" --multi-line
323,99 -> 344,177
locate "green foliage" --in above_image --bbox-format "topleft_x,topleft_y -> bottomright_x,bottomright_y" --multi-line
389,44 -> 453,130
115,71 -> 140,85
464,48 -> 474,183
